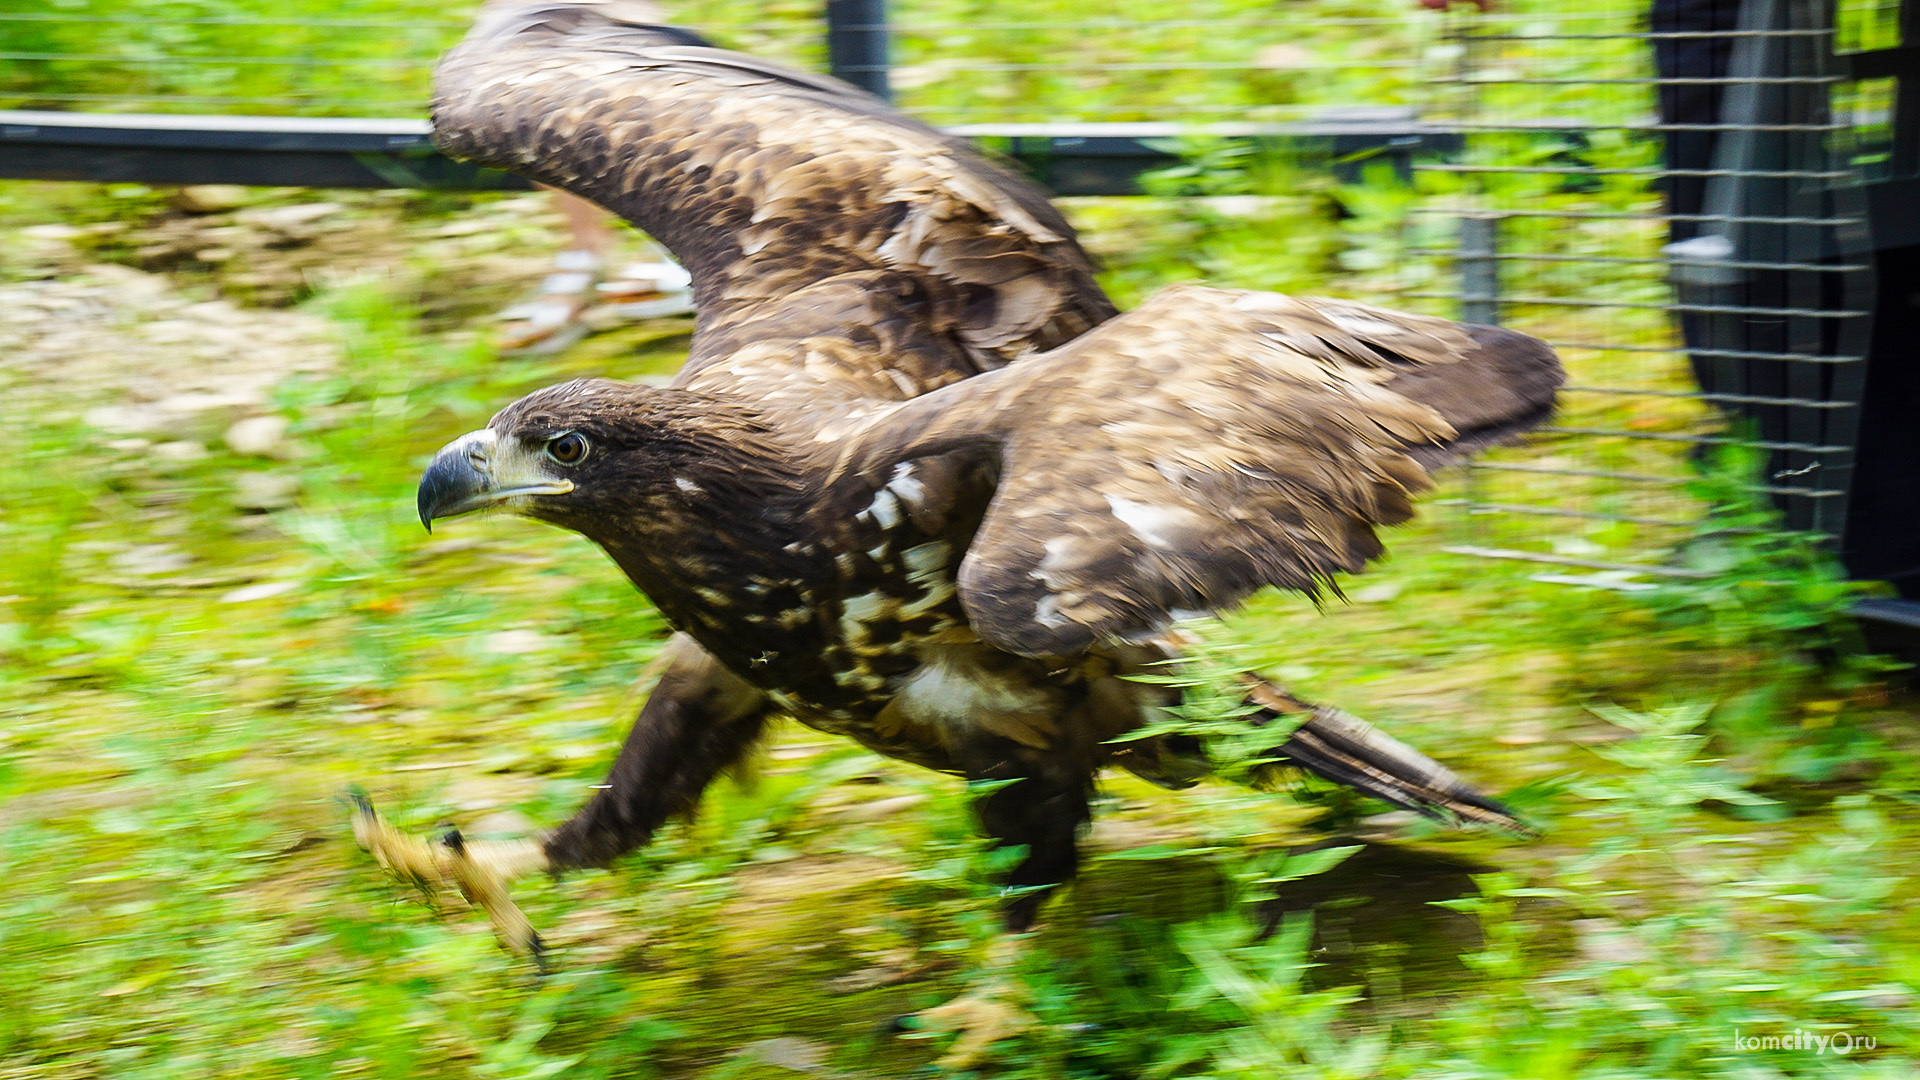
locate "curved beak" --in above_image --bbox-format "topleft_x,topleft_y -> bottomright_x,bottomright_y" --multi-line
417,428 -> 574,531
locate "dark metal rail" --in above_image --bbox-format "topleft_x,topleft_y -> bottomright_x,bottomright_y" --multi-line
0,108 -> 1456,196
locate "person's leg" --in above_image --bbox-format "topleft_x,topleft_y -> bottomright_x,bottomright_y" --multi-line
493,188 -> 614,354
552,187 -> 614,258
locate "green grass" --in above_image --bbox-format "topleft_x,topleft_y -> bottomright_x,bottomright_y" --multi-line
3,0 -> 1919,1071
1,0 -> 1456,123
0,183 -> 1915,1078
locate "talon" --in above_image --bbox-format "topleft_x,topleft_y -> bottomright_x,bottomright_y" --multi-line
915,992 -> 1032,1070
350,790 -> 444,900
904,935 -> 1035,1070
348,789 -> 553,962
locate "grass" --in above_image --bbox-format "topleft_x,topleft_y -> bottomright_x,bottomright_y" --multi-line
0,181 -> 1915,1078
3,0 -> 1919,1071
0,0 -> 1448,123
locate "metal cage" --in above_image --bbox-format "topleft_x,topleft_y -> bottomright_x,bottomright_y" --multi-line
1415,0 -> 1914,620
3,0 -> 1915,626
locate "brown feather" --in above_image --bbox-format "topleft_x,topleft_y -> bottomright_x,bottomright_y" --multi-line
831,286 -> 1563,656
390,7 -> 1559,949
431,6 -> 1114,377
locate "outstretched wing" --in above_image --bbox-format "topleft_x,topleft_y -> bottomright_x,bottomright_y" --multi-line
432,4 -> 1114,378
835,286 -> 1564,657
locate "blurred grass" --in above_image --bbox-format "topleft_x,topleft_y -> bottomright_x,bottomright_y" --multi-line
0,179 -> 1914,1078
1,0 -> 1918,1074
1,0 -> 1445,123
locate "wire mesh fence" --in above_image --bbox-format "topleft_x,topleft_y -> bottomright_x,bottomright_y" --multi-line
0,2 -> 1454,124
1406,0 -> 1882,587
1,0 -> 1904,591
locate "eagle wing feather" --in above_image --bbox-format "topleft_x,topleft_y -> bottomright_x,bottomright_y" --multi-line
835,286 -> 1563,656
431,7 -> 1563,657
431,6 -> 1114,381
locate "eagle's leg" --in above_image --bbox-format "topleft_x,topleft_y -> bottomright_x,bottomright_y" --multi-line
976,771 -> 1092,932
541,635 -> 774,871
351,797 -> 552,959
354,634 -> 772,960
907,768 -> 1089,1067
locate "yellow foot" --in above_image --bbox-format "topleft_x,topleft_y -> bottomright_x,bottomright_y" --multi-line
907,935 -> 1034,1070
916,992 -> 1032,1071
348,789 -> 552,965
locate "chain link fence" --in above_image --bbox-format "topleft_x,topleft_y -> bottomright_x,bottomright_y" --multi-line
3,0 -> 1911,602
0,3 -> 1444,123
1400,0 -> 1895,592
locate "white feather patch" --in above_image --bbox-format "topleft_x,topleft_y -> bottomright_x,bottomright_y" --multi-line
1322,307 -> 1407,338
1034,595 -> 1069,629
901,541 -> 950,586
1033,535 -> 1091,588
1104,495 -> 1197,549
863,489 -> 903,531
886,462 -> 927,505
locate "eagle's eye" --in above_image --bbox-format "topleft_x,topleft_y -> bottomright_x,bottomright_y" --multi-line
544,431 -> 590,466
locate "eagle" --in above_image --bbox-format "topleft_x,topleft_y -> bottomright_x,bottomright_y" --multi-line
353,1 -> 1562,1050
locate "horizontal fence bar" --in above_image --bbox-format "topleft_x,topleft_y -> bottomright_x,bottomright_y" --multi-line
1566,386 -> 1862,409
1543,345 -> 1864,369
0,12 -> 460,28
1464,462 -> 1693,486
1441,121 -> 1847,133
0,12 -> 1415,31
0,109 -> 1448,193
1407,206 -> 1866,227
1433,75 -> 1843,86
944,115 -> 1436,137
892,59 -> 1429,73
1664,346 -> 1865,365
1409,292 -> 1870,317
1440,546 -> 1714,578
0,52 -> 423,68
1421,164 -> 1852,179
1463,503 -> 1698,527
895,17 -> 1420,30
5,92 -> 425,110
1465,462 -> 1842,500
931,104 -> 1429,117
5,55 -> 1427,76
1408,249 -> 1870,274
1547,427 -> 1854,453
1550,342 -> 1683,354
1456,29 -> 1834,40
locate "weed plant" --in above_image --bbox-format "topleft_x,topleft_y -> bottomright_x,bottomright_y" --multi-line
1634,445 -> 1904,782
2,0 -> 1917,1074
3,198 -> 1915,1079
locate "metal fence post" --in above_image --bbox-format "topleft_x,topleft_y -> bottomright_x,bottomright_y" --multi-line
1458,212 -> 1499,326
826,0 -> 891,102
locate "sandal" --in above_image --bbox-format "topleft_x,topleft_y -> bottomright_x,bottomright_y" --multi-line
494,249 -> 603,355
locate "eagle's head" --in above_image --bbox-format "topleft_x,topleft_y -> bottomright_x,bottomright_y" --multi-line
415,377 -> 798,539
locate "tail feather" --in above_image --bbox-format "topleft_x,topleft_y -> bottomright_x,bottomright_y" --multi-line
1239,678 -> 1530,833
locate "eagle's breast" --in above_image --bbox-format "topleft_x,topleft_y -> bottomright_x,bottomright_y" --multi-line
734,462 -> 1007,768
821,471 -> 972,693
